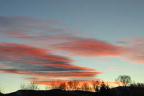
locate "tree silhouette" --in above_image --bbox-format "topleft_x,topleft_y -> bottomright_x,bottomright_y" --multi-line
115,75 -> 132,86
130,83 -> 144,87
99,82 -> 110,96
28,81 -> 39,90
20,81 -> 39,90
82,82 -> 89,91
20,83 -> 28,90
93,81 -> 100,92
58,83 -> 66,90
45,86 -> 49,90
67,81 -> 74,89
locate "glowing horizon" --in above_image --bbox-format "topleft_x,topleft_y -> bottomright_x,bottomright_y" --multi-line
0,0 -> 144,93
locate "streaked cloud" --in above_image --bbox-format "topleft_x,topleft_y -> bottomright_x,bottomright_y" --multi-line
124,39 -> 144,64
51,36 -> 144,64
0,16 -> 69,39
0,43 -> 100,80
0,16 -> 143,85
52,37 -> 124,57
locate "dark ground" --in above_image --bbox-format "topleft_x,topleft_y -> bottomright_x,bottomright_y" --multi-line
1,86 -> 144,96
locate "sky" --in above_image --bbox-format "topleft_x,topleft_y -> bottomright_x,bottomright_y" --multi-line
0,0 -> 144,93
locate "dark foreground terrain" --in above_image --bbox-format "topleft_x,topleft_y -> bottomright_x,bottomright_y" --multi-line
1,86 -> 144,96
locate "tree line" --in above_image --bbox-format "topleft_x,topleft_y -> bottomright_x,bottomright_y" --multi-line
0,75 -> 144,93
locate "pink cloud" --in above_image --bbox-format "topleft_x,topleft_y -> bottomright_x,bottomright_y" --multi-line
53,38 -> 124,57
123,39 -> 144,64
0,43 -> 101,81
0,16 -> 71,41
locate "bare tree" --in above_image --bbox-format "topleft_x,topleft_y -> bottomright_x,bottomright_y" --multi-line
58,83 -> 66,90
45,86 -> 49,90
20,81 -> 39,90
115,75 -> 132,86
28,81 -> 39,90
93,81 -> 100,92
20,83 -> 28,90
82,82 -> 89,91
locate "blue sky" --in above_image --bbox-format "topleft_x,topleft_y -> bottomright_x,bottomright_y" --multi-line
0,0 -> 144,93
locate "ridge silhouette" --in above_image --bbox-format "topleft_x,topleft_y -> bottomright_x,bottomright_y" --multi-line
1,86 -> 144,96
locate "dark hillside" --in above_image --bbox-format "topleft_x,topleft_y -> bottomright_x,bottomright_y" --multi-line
2,87 -> 144,96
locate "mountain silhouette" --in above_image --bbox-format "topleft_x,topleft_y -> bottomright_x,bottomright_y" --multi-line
1,86 -> 144,96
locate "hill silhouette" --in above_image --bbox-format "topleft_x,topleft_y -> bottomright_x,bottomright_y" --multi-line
1,86 -> 144,96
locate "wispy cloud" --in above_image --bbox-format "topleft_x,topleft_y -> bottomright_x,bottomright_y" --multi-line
52,37 -> 124,57
0,43 -> 100,80
0,16 -> 143,84
51,37 -> 144,64
123,39 -> 144,64
0,16 -> 69,39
